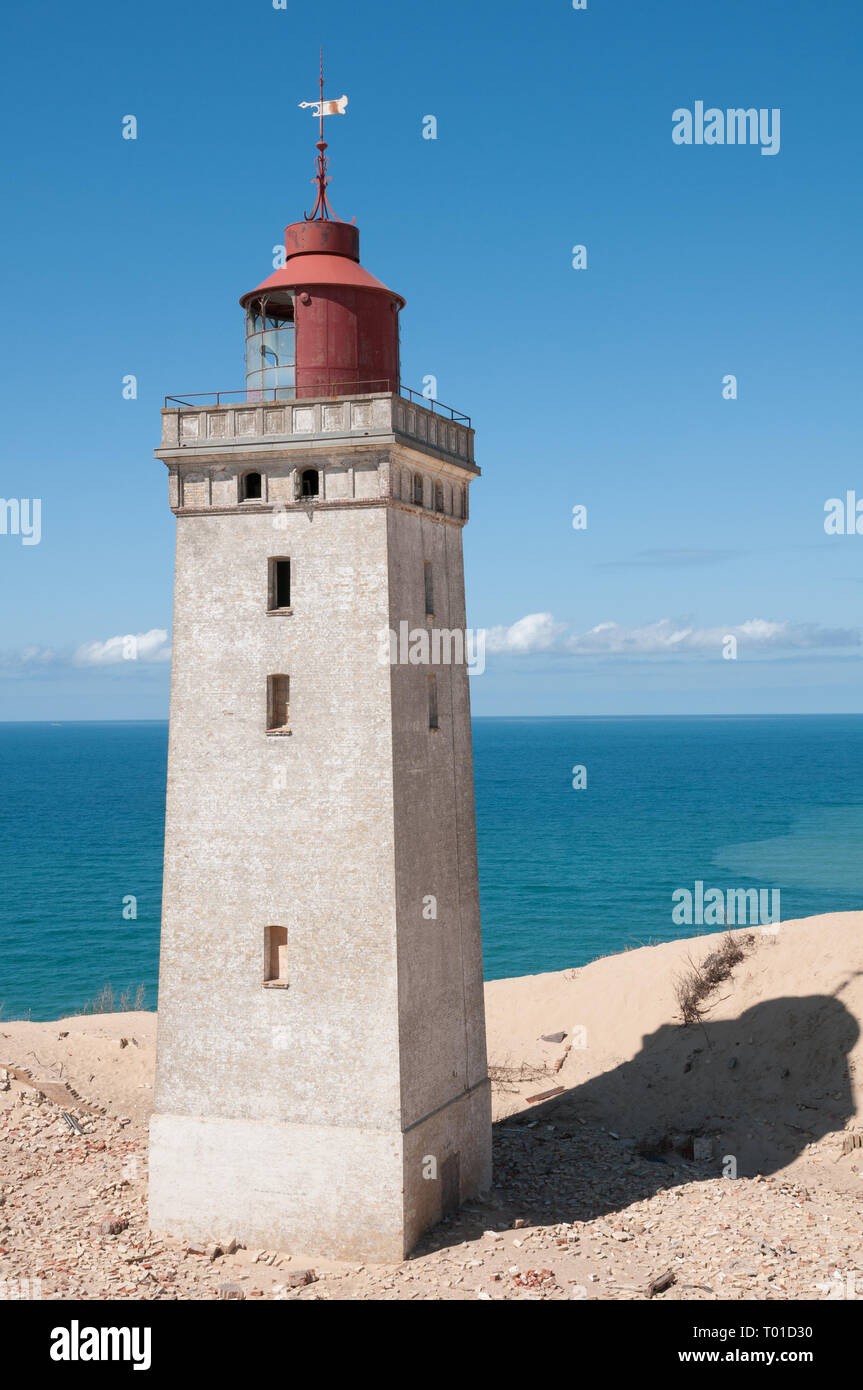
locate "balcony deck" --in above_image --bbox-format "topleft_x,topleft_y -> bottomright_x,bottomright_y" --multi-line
158,387 -> 476,469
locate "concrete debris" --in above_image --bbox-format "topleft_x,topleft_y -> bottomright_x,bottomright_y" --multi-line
525,1086 -> 565,1105
99,1218 -> 129,1236
646,1268 -> 676,1298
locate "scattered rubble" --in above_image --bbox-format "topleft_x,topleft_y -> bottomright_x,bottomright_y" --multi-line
1,1078 -> 860,1301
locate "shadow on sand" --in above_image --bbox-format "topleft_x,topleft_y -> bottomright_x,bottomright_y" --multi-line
415,990 -> 859,1256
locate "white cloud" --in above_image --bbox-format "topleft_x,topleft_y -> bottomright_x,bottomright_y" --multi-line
19,645 -> 57,664
481,614 -> 861,658
73,629 -> 172,666
485,612 -> 568,654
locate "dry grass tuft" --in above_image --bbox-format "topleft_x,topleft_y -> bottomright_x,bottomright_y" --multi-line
488,1060 -> 549,1094
78,983 -> 147,1016
674,933 -> 755,1025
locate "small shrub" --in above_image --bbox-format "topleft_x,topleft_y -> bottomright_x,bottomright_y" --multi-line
674,933 -> 752,1025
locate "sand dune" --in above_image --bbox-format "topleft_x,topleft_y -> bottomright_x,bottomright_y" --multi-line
487,911 -> 863,1192
1,911 -> 861,1299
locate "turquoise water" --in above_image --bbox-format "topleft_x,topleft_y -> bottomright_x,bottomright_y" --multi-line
2,716 -> 863,1020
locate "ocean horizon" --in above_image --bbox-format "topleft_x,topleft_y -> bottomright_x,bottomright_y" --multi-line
2,714 -> 863,1021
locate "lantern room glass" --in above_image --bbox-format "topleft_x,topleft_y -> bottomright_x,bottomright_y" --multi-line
245,298 -> 296,401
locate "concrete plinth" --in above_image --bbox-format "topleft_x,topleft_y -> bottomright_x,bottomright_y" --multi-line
150,1080 -> 491,1262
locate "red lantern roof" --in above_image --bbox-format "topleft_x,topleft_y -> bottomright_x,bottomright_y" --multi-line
239,219 -> 404,309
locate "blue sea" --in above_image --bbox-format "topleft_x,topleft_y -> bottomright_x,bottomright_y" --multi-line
2,716 -> 863,1021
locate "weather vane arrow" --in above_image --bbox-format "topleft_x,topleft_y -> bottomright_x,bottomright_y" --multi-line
298,94 -> 348,117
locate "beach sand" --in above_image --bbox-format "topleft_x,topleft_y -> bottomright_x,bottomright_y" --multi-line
1,911 -> 861,1299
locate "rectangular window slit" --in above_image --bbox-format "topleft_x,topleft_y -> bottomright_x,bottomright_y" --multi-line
264,925 -> 289,988
267,674 -> 290,731
268,557 -> 291,611
428,673 -> 439,730
424,561 -> 434,616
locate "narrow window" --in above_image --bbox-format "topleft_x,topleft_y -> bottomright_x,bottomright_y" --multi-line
263,926 -> 289,988
241,471 -> 262,501
434,482 -> 444,513
428,674 -> 439,730
267,674 -> 290,732
268,558 -> 291,611
413,473 -> 424,506
300,468 -> 319,498
424,561 -> 434,617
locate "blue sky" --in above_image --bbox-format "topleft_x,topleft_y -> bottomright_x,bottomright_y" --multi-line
0,0 -> 861,717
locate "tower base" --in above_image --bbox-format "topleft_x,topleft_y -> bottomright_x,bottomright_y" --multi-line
149,1080 -> 491,1262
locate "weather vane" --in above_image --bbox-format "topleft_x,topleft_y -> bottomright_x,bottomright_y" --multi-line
299,48 -> 348,221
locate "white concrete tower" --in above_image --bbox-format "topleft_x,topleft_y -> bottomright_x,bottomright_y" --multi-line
148,137 -> 491,1260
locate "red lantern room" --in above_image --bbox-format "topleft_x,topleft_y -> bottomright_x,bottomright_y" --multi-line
239,66 -> 404,402
239,219 -> 404,401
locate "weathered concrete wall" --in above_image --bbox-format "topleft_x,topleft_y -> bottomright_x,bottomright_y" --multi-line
153,505 -> 401,1132
386,505 -> 491,1233
387,507 -> 488,1116
150,435 -> 489,1259
402,1081 -> 492,1250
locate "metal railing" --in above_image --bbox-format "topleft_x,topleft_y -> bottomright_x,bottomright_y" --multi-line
163,381 -> 471,426
397,384 -> 470,425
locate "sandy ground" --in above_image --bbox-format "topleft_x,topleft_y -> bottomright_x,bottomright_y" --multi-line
1,911 -> 861,1300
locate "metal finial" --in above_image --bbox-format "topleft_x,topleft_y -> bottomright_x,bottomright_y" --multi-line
304,48 -> 338,221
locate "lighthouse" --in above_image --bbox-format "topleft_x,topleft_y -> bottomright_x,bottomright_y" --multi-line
148,78 -> 491,1261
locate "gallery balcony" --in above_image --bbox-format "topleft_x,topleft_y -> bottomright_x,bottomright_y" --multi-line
158,382 -> 475,469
